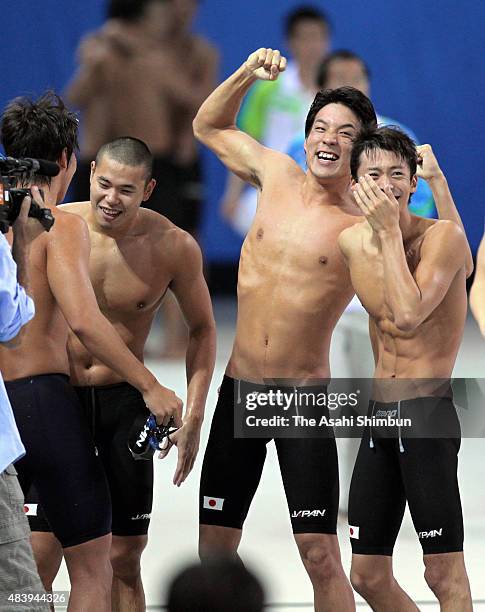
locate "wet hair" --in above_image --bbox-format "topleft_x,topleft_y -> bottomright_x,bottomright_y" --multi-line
284,5 -> 331,38
350,126 -> 418,180
317,49 -> 371,89
167,557 -> 265,612
107,0 -> 169,21
304,86 -> 377,138
0,91 -> 78,186
95,137 -> 153,181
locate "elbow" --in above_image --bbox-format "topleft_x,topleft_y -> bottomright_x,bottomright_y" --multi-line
393,312 -> 419,333
189,320 -> 216,341
68,314 -> 92,340
192,115 -> 206,142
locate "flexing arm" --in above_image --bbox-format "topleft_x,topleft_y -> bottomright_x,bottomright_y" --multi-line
470,233 -> 485,336
417,144 -> 473,277
193,48 -> 286,186
354,175 -> 467,332
47,214 -> 182,423
161,233 -> 216,485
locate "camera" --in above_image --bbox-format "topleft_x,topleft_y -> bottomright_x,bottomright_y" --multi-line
0,155 -> 58,234
0,187 -> 54,234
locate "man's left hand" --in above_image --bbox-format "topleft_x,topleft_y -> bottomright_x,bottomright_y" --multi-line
158,419 -> 201,486
352,174 -> 400,234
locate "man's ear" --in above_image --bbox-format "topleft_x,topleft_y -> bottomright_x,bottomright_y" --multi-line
59,147 -> 69,170
90,161 -> 96,181
410,174 -> 418,194
143,178 -> 156,201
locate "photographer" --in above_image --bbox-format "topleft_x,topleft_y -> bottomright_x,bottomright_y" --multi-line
0,195 -> 49,611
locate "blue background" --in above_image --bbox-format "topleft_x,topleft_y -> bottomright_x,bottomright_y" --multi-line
2,1 -> 484,261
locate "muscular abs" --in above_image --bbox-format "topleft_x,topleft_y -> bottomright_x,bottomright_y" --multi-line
228,182 -> 359,382
347,225 -> 467,383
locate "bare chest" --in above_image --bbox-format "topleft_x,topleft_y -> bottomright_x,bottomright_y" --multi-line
89,240 -> 170,313
241,205 -> 351,283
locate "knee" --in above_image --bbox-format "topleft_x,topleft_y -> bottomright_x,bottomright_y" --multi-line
198,526 -> 240,561
424,562 -> 453,600
350,566 -> 392,599
110,542 -> 145,584
299,541 -> 342,585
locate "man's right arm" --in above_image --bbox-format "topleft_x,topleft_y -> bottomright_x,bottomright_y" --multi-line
193,48 -> 286,187
0,195 -> 41,346
470,233 -> 485,337
46,213 -> 182,423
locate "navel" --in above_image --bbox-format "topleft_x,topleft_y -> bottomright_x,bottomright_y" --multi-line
256,228 -> 264,240
137,302 -> 145,310
319,256 -> 328,265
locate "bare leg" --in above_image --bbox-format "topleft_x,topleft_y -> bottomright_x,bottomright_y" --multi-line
31,532 -> 63,592
110,535 -> 148,612
63,534 -> 112,612
423,552 -> 472,611
351,554 -> 418,611
199,524 -> 243,563
31,531 -> 64,611
295,533 -> 354,612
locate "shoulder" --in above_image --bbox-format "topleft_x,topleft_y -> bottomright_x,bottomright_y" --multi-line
423,219 -> 465,243
420,219 -> 467,260
265,148 -> 304,174
338,222 -> 365,255
59,201 -> 90,219
50,208 -> 90,241
138,209 -> 200,256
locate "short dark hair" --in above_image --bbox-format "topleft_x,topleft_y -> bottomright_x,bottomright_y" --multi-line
167,557 -> 264,612
350,126 -> 418,180
0,91 -> 78,186
305,86 -> 377,138
317,49 -> 371,89
95,137 -> 153,181
107,0 -> 168,21
284,5 -> 331,38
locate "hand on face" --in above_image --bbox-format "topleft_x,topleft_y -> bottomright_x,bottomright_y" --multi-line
245,48 -> 287,81
416,144 -> 443,181
352,174 -> 400,234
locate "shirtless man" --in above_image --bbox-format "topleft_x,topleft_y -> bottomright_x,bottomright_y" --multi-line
0,93 -> 182,612
28,136 -> 216,612
193,48 -> 380,611
338,127 -> 472,610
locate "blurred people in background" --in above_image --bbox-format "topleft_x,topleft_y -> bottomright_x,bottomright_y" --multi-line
166,557 -> 265,612
287,50 -> 436,218
66,0 -> 219,357
470,229 -> 485,336
221,5 -> 330,235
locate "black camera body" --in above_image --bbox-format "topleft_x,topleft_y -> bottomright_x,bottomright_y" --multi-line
0,187 -> 54,234
0,155 -> 57,234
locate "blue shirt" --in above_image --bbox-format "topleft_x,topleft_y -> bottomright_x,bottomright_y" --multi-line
286,113 -> 436,218
0,233 -> 35,472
